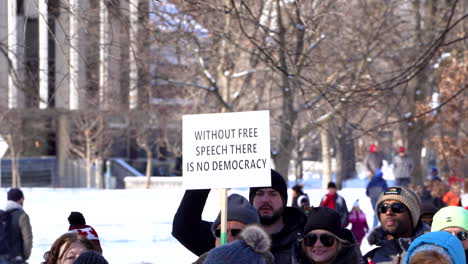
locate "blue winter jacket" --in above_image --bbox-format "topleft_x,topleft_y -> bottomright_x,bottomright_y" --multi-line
404,231 -> 465,264
366,169 -> 388,200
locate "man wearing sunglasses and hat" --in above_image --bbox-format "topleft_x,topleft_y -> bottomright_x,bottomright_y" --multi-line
363,186 -> 430,264
431,206 -> 468,263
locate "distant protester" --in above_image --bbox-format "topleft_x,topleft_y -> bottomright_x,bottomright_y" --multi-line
42,233 -> 99,264
462,178 -> 468,209
392,147 -> 414,187
404,231 -> 465,264
320,182 -> 349,227
292,184 -> 305,209
345,200 -> 368,244
430,181 -> 447,209
430,167 -> 441,181
296,194 -> 311,215
291,207 -> 362,264
419,202 -> 438,227
68,211 -> 102,253
442,182 -> 462,206
366,168 -> 388,227
364,144 -> 384,178
1,188 -> 33,264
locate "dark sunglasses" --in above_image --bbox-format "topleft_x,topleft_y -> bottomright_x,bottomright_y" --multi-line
214,229 -> 241,238
456,231 -> 468,241
378,203 -> 407,214
303,233 -> 336,247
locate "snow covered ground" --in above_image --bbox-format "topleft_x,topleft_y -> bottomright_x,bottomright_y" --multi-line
0,170 -> 396,264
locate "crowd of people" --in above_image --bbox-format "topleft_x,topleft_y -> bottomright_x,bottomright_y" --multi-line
173,166 -> 467,264
1,145 -> 467,264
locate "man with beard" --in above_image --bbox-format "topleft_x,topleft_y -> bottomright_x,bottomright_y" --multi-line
172,169 -> 306,264
363,186 -> 430,264
249,169 -> 307,264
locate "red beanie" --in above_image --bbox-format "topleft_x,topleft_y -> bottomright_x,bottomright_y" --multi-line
370,144 -> 377,153
398,147 -> 405,153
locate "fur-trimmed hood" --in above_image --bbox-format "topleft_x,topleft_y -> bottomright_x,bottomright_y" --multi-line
202,225 -> 274,264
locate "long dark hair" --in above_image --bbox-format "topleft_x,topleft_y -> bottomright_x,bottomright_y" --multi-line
42,233 -> 99,264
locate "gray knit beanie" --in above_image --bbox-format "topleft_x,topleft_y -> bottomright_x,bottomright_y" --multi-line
375,186 -> 421,228
203,225 -> 273,264
211,194 -> 260,233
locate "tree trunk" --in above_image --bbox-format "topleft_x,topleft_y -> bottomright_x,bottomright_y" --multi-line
145,150 -> 153,189
128,0 -> 139,109
272,0 -> 297,182
94,159 -> 102,188
99,0 -> 109,109
7,0 -> 18,108
408,122 -> 425,185
86,159 -> 92,188
295,148 -> 304,183
86,137 -> 91,188
38,0 -> 48,109
57,113 -> 70,187
69,0 -> 80,109
7,134 -> 19,188
336,138 -> 344,190
335,124 -> 356,189
321,124 -> 332,189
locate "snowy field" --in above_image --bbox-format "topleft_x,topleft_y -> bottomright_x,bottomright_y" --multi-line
0,170 -> 397,263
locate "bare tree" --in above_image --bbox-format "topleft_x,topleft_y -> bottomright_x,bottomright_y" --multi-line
67,110 -> 113,188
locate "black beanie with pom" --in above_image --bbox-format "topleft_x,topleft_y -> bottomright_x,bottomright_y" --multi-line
68,211 -> 86,226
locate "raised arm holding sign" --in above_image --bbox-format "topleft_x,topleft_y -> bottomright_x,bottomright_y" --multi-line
174,111 -> 307,264
182,111 -> 271,247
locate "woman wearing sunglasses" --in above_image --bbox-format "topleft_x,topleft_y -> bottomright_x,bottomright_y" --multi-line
292,207 -> 362,264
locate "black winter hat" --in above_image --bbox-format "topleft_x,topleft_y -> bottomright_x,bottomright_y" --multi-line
68,211 -> 86,226
212,194 -> 260,233
249,169 -> 288,205
302,207 -> 343,238
74,251 -> 108,264
7,188 -> 24,202
327,182 -> 337,189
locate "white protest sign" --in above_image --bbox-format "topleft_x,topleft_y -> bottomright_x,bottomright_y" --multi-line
183,110 -> 271,189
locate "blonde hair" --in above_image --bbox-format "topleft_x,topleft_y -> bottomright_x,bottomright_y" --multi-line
409,250 -> 451,264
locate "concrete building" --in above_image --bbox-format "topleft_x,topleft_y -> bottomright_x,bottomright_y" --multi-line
0,0 -> 150,187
